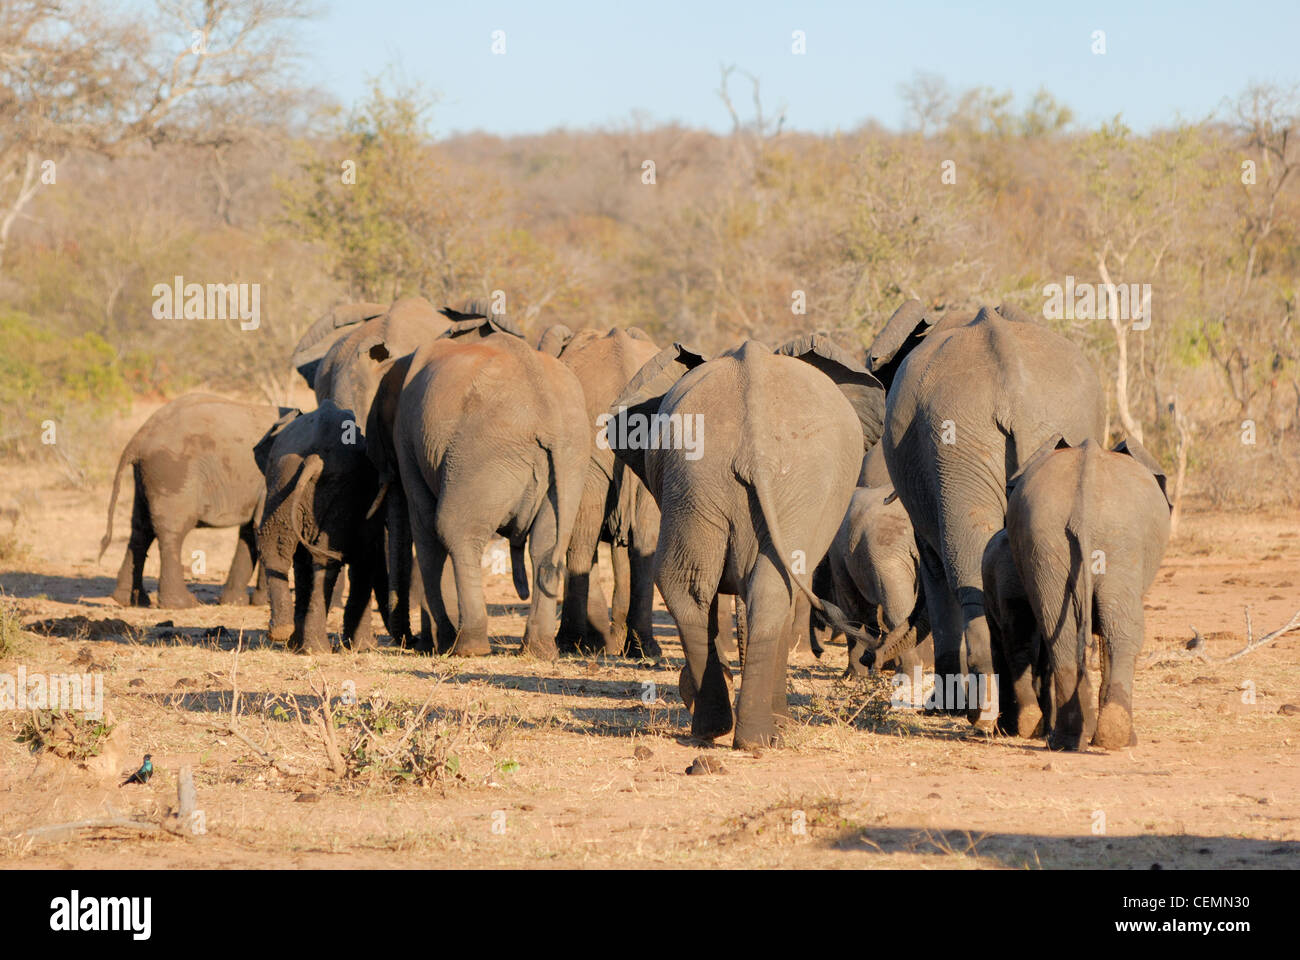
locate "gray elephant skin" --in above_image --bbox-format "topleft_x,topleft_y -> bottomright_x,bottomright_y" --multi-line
878,301 -> 1106,730
537,324 -> 664,657
254,400 -> 386,653
389,322 -> 589,658
827,484 -> 932,677
607,336 -> 884,749
1004,436 -> 1172,750
981,528 -> 1052,737
100,393 -> 284,608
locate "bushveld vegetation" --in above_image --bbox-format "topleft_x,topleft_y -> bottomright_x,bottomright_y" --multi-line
1,2 -> 1296,513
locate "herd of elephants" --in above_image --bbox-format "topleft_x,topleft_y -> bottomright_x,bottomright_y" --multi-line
97,297 -> 1172,752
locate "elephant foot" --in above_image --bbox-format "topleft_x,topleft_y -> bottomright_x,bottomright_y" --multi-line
449,629 -> 492,658
678,664 -> 696,712
625,633 -> 662,660
347,631 -> 377,653
113,587 -> 151,608
1016,702 -> 1044,740
298,635 -> 332,655
268,623 -> 295,644
732,715 -> 781,751
250,588 -> 268,606
1093,702 -> 1133,750
157,589 -> 199,610
218,588 -> 246,607
1046,729 -> 1083,751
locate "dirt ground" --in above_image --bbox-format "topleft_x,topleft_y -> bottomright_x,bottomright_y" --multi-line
1,401 -> 1298,869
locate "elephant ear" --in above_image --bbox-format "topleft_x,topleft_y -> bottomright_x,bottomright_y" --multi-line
439,302 -> 525,340
775,332 -> 887,450
536,323 -> 575,356
606,342 -> 709,493
866,299 -> 932,390
290,302 -> 387,386
1006,432 -> 1072,498
253,409 -> 302,475
995,301 -> 1036,324
1114,437 -> 1173,511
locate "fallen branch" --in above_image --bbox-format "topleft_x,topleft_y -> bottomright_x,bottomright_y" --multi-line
1220,606 -> 1300,662
13,818 -> 162,844
174,711 -> 307,777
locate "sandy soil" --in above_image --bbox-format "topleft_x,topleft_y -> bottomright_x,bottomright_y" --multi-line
1,402 -> 1298,869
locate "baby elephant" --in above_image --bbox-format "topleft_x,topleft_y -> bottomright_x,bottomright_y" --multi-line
826,485 -> 931,677
254,401 -> 386,653
1004,436 -> 1171,750
982,529 -> 1051,738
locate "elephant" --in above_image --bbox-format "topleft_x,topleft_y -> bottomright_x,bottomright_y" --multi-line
981,529 -> 1052,737
535,324 -> 664,657
877,300 -> 1106,731
99,393 -> 286,608
1004,436 -> 1172,750
826,485 -> 932,677
253,400 -> 386,654
309,297 -> 448,430
387,316 -> 589,658
607,335 -> 885,749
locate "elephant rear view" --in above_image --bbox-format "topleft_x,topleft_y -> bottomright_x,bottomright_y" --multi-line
880,302 -> 1105,730
1005,437 -> 1171,750
254,401 -> 385,653
608,337 -> 885,749
100,393 -> 284,608
392,331 -> 589,659
536,323 -> 664,658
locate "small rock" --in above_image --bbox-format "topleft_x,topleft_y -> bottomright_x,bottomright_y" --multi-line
1150,863 -> 1162,870
128,678 -> 145,687
633,745 -> 653,760
1042,762 -> 1055,771
926,792 -> 941,799
294,793 -> 319,803
685,755 -> 726,776
1279,703 -> 1300,716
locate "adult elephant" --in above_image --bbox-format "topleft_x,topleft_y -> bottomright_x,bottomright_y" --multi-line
99,393 -> 285,608
878,300 -> 1106,731
607,336 -> 884,749
290,301 -> 389,388
390,319 -> 588,658
1005,436 -> 1171,750
253,401 -> 386,653
310,297 -> 448,429
536,324 -> 663,657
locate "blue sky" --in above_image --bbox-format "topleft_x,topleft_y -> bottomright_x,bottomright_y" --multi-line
303,1 -> 1299,136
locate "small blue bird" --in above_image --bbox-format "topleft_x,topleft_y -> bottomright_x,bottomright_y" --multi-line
122,754 -> 153,786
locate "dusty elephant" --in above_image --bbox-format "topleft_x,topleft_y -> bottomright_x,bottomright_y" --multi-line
254,401 -> 387,653
389,318 -> 588,658
878,300 -> 1106,730
100,393 -> 285,608
827,485 -> 932,677
608,335 -> 884,749
1004,436 -> 1172,750
536,324 -> 664,657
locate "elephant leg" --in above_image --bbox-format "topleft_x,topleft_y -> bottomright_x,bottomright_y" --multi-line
343,560 -> 375,651
610,542 -> 631,653
155,524 -> 198,609
626,533 -> 660,659
219,521 -> 258,606
444,535 -> 491,657
668,590 -> 733,742
299,561 -> 334,654
251,558 -> 268,606
1000,601 -> 1046,739
918,541 -> 961,712
713,594 -> 737,661
733,596 -> 748,670
113,486 -> 154,607
522,502 -> 564,661
412,536 -> 455,654
585,546 -> 615,654
1093,601 -> 1141,749
290,546 -> 312,650
1039,575 -> 1095,750
734,554 -> 795,750
558,504 -> 606,655
790,592 -> 812,655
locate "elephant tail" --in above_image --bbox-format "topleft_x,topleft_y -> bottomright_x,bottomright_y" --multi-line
1065,441 -> 1100,671
98,432 -> 141,561
750,465 -> 869,645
